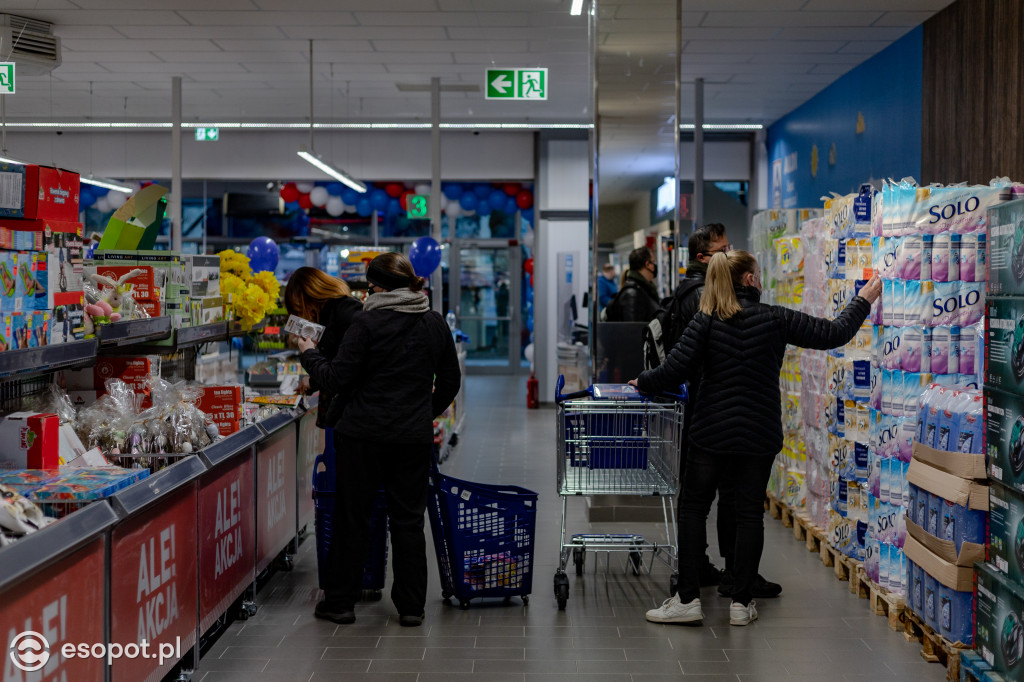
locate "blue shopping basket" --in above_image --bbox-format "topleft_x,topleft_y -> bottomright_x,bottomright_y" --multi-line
427,460 -> 537,609
312,428 -> 389,595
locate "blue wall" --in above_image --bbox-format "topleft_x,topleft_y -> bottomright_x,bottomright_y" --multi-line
767,26 -> 922,209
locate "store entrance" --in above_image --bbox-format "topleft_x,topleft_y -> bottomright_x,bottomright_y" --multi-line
449,240 -> 522,372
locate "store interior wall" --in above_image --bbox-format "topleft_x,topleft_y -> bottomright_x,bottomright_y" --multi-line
2,130 -> 535,181
921,0 -> 1024,184
767,26 -> 924,209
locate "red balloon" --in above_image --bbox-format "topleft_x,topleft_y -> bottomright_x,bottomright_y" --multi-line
399,189 -> 415,211
385,183 -> 404,198
280,182 -> 299,203
523,257 -> 534,276
503,182 -> 521,196
515,189 -> 534,210
297,193 -> 313,210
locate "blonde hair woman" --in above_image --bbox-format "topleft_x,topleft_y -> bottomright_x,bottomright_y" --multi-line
631,250 -> 881,627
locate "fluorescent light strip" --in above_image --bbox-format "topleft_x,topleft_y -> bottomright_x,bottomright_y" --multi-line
297,147 -> 367,193
2,121 -> 763,131
570,0 -> 585,15
680,123 -> 763,131
81,176 -> 134,194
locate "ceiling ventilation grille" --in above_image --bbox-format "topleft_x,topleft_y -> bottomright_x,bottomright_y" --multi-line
0,14 -> 61,76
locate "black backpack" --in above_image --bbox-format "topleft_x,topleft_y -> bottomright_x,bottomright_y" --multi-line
641,278 -> 703,370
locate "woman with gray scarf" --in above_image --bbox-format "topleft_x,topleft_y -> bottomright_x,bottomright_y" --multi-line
297,252 -> 462,627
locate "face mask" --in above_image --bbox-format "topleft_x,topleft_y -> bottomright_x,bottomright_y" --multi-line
649,263 -> 658,277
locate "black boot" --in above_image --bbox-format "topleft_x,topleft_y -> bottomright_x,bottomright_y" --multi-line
698,556 -> 723,586
718,572 -> 782,599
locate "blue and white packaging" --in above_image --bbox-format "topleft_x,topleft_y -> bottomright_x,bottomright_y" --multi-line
900,326 -> 929,373
950,325 -> 962,375
924,571 -> 939,630
959,233 -> 977,282
903,373 -> 933,420
903,280 -> 934,326
936,390 -> 964,451
870,364 -> 881,410
914,484 -> 929,526
927,492 -> 942,536
910,559 -> 924,614
921,234 -> 933,281
932,233 -> 950,282
881,279 -> 895,326
854,441 -> 869,480
938,585 -> 973,645
878,542 -> 890,590
931,326 -> 951,375
949,234 -> 961,282
940,498 -> 986,553
957,392 -> 983,454
899,236 -> 923,281
930,281 -> 984,327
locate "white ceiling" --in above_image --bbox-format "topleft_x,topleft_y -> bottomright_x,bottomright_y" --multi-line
1,0 -> 953,125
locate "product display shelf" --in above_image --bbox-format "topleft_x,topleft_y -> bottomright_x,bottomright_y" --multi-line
228,319 -> 267,337
0,338 -> 98,379
123,321 -> 230,356
96,315 -> 173,347
199,423 -> 263,468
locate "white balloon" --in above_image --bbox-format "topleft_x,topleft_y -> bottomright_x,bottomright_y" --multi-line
414,183 -> 431,196
524,343 -> 534,365
94,195 -> 111,213
310,186 -> 329,207
439,195 -> 448,210
444,202 -> 462,219
296,182 -> 315,193
107,191 -> 128,210
343,203 -> 357,214
523,227 -> 536,249
325,196 -> 344,216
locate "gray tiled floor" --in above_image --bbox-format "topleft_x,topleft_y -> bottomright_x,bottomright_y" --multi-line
198,376 -> 946,682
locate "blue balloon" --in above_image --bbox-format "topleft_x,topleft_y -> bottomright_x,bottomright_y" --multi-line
504,196 -> 518,214
341,188 -> 359,205
247,236 -> 279,273
459,192 -> 478,211
355,198 -> 371,217
408,236 -> 442,278
477,200 -> 492,217
80,186 -> 96,208
488,189 -> 507,211
522,207 -> 534,223
326,182 -> 344,196
387,198 -> 401,214
93,185 -> 109,197
473,183 -> 491,199
285,200 -> 300,211
370,189 -> 389,212
442,183 -> 463,201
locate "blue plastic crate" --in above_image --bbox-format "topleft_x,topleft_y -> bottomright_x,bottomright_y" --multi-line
312,428 -> 389,592
428,467 -> 537,607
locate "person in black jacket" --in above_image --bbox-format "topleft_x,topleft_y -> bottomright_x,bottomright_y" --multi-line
297,252 -> 462,627
634,250 -> 881,626
604,246 -> 660,322
284,267 -> 362,429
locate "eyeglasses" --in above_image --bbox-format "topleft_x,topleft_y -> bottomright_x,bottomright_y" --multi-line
701,244 -> 732,257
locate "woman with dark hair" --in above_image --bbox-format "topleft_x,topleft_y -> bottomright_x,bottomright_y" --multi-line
632,250 -> 881,627
284,267 -> 362,428
297,252 -> 461,627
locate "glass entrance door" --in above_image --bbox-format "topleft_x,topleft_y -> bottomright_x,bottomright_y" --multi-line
449,240 -> 522,371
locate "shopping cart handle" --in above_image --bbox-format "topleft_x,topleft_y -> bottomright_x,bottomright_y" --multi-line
555,374 -> 593,403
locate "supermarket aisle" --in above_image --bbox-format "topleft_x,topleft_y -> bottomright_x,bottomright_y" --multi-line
199,376 -> 945,682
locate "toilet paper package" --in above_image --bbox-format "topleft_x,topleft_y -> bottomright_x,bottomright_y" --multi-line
898,236 -> 923,281
900,326 -> 930,373
903,373 -> 934,422
881,326 -> 901,370
874,236 -> 899,280
826,239 -> 846,280
985,387 -> 1024,493
984,297 -> 1024,391
881,279 -> 895,326
939,583 -> 974,645
959,322 -> 980,381
960,233 -> 978,282
988,479 -> 1024,588
921,235 -> 933,281
930,281 -> 984,327
986,198 -> 1024,297
932,234 -> 950,283
904,280 -> 935,327
931,327 -> 952,375
949,234 -> 961,282
915,184 -> 1002,236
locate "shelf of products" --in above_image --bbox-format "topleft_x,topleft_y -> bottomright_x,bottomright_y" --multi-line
96,315 -> 173,347
0,338 -> 98,379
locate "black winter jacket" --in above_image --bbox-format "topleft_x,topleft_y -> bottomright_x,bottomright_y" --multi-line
605,271 -> 660,322
307,296 -> 363,429
637,286 -> 870,457
300,308 -> 461,444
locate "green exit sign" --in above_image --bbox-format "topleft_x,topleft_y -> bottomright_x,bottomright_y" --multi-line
406,194 -> 429,219
195,127 -> 219,141
485,68 -> 547,100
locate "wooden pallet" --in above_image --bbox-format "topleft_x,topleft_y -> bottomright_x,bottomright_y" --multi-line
859,568 -> 907,631
903,608 -> 970,682
766,493 -> 794,528
818,540 -> 863,583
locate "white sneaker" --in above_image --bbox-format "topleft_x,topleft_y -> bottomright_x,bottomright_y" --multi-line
730,600 -> 758,626
645,595 -> 703,624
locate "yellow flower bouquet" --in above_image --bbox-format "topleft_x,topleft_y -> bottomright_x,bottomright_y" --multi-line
218,249 -> 280,329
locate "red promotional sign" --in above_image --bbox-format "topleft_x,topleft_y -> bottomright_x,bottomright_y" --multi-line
110,486 -> 198,682
198,454 -> 255,633
1,539 -> 104,682
256,425 -> 297,573
296,408 -> 320,531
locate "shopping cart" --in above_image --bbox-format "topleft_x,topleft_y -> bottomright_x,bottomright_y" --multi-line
428,457 -> 538,609
554,375 -> 685,610
312,428 -> 389,601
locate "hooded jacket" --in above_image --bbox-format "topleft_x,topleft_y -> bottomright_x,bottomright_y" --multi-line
637,286 -> 870,457
604,270 -> 660,322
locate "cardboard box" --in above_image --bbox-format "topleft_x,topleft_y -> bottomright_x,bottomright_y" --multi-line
906,458 -> 989,511
0,225 -> 42,250
976,563 -> 1024,677
903,533 -> 975,591
989,479 -> 1024,588
83,264 -> 159,302
185,254 -> 221,297
0,162 -> 27,218
986,386 -> 1024,493
907,517 -> 984,567
49,303 -> 85,344
65,356 -> 158,405
191,295 -> 224,325
195,385 -> 242,436
912,440 -> 987,480
0,412 -> 60,469
986,297 -> 1024,391
988,198 -> 1024,298
0,164 -> 79,221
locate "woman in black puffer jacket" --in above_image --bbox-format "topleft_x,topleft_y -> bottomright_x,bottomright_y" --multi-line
297,252 -> 461,628
633,250 -> 881,627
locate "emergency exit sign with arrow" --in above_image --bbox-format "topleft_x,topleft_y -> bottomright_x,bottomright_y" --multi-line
485,68 -> 547,100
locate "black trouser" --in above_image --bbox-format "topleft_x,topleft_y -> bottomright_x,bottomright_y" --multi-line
677,446 -> 775,606
324,437 -> 432,616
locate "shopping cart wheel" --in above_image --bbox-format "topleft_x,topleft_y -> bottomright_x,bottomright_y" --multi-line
521,595 -> 529,605
628,551 -> 642,576
459,599 -> 470,610
554,573 -> 570,611
236,600 -> 258,620
361,589 -> 383,602
277,554 -> 295,572
572,548 -> 585,576
669,573 -> 679,597
441,589 -> 453,601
